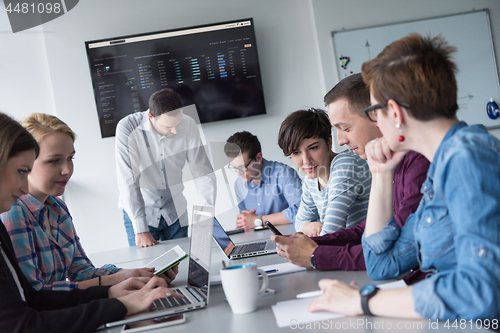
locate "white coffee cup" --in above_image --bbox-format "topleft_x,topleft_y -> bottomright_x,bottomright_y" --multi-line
220,263 -> 269,314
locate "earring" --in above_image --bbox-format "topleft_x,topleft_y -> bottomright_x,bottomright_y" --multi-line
396,124 -> 405,142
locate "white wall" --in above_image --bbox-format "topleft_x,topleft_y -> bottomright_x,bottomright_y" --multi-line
310,0 -> 500,148
2,0 -> 325,254
2,0 -> 500,255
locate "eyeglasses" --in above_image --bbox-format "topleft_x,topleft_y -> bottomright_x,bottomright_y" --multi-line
364,100 -> 410,122
227,158 -> 253,173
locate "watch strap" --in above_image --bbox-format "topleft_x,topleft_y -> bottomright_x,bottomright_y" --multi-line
361,286 -> 379,316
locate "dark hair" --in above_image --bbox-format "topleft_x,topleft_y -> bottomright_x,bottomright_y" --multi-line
278,108 -> 331,156
324,73 -> 370,117
362,33 -> 458,120
148,88 -> 183,117
224,131 -> 262,160
0,113 -> 39,175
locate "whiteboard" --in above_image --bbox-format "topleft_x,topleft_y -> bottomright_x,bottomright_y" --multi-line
332,10 -> 500,128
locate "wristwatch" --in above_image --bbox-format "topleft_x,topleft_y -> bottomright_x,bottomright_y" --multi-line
254,216 -> 263,227
310,252 -> 317,270
360,284 -> 379,316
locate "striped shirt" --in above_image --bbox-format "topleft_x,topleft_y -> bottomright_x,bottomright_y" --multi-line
294,150 -> 371,235
0,194 -> 120,291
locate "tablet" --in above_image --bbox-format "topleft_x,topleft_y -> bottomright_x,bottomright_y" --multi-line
143,245 -> 188,276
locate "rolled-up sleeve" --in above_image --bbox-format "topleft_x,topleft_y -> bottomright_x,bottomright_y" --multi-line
362,216 -> 419,280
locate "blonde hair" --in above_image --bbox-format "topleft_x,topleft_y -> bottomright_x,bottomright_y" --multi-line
19,113 -> 76,143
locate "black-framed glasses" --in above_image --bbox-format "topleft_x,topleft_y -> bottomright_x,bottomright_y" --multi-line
227,158 -> 253,173
364,100 -> 410,122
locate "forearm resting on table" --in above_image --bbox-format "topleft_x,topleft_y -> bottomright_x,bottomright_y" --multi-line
263,212 -> 290,225
370,287 -> 422,319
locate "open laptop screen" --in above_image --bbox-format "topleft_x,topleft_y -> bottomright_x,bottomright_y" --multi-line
187,206 -> 214,297
212,217 -> 236,256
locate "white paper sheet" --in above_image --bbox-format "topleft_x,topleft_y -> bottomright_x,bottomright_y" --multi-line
271,280 -> 407,328
272,298 -> 345,328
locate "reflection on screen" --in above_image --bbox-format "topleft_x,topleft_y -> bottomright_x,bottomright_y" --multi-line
187,206 -> 213,294
85,18 -> 266,138
212,218 -> 236,256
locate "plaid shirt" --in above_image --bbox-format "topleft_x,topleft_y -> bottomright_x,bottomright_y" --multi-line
0,194 -> 120,291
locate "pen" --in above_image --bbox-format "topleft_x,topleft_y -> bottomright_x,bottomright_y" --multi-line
296,290 -> 324,299
265,269 -> 278,274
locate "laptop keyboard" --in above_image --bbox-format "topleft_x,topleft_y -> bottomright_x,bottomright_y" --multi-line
148,288 -> 191,312
234,242 -> 266,255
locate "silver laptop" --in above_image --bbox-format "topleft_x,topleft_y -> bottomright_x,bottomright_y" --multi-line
105,205 -> 214,328
212,217 -> 277,259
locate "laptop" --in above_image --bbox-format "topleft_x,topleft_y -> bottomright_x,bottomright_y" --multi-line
105,205 -> 214,328
212,217 -> 277,259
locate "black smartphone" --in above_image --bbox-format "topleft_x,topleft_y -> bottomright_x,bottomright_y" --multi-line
122,314 -> 186,332
265,221 -> 282,235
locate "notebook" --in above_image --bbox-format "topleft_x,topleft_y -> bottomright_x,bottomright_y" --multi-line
212,217 -> 277,259
105,205 -> 214,328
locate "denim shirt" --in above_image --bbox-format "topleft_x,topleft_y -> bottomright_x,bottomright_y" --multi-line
362,122 -> 500,320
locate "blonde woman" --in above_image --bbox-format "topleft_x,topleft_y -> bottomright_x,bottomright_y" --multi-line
0,112 -> 180,333
1,113 -> 177,291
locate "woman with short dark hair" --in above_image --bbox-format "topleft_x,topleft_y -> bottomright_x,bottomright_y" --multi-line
277,108 -> 371,236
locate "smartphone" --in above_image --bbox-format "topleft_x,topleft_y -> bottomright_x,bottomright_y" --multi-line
121,314 -> 186,333
264,221 -> 282,235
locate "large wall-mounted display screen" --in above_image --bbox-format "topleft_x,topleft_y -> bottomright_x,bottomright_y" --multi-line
85,18 -> 266,138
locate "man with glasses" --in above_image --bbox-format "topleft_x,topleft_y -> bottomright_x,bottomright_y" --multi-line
271,74 -> 429,284
116,88 -> 216,247
224,131 -> 302,230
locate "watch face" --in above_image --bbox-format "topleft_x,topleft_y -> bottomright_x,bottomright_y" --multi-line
254,218 -> 262,227
360,284 -> 376,296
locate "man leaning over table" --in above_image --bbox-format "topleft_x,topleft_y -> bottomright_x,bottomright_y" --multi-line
271,73 -> 429,284
116,88 -> 216,247
224,131 -> 302,230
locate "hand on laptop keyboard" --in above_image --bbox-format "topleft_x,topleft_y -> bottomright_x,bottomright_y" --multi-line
112,277 -> 183,316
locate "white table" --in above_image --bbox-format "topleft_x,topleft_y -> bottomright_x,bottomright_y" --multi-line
91,224 -> 486,332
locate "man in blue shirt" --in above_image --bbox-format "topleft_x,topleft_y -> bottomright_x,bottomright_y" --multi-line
224,131 -> 302,230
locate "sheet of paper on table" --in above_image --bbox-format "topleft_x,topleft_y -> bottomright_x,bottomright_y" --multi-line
271,280 -> 407,328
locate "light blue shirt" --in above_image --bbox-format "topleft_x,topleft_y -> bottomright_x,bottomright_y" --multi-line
295,150 -> 371,235
235,159 -> 302,223
362,122 -> 500,320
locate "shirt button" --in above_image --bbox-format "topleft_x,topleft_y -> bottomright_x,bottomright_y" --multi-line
478,249 -> 485,257
429,194 -> 434,199
427,217 -> 432,223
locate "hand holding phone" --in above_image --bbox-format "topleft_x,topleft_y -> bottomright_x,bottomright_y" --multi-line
264,221 -> 282,235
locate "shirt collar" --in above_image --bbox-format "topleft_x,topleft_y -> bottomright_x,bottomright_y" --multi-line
427,121 -> 467,178
246,158 -> 269,188
18,194 -> 45,216
18,194 -> 63,223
